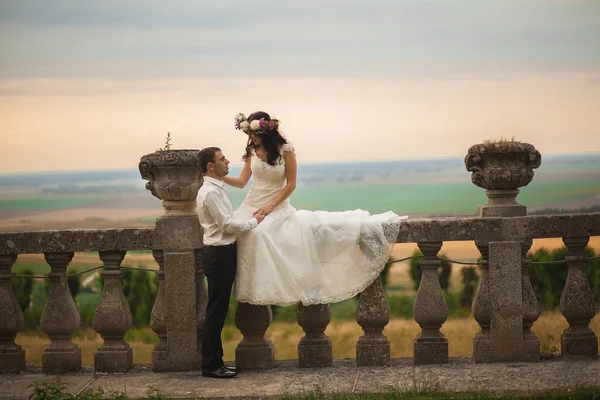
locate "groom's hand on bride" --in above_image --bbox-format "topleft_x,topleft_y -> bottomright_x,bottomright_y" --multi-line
255,212 -> 266,223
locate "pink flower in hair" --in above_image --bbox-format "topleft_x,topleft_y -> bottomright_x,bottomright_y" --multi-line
259,118 -> 266,129
269,121 -> 275,130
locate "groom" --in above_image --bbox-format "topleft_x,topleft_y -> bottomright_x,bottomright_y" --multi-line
197,147 -> 265,379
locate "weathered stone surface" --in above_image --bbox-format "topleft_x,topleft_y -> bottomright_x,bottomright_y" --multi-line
1,213 -> 598,255
0,254 -> 25,373
195,249 -> 208,365
235,303 -> 274,369
0,228 -> 154,255
561,237 -> 598,359
413,242 -> 448,365
93,251 -> 133,373
521,239 -> 540,362
150,250 -> 167,371
464,141 -> 541,190
4,358 -> 597,399
489,241 -> 523,362
40,252 -> 81,374
297,303 -> 332,368
163,251 -> 200,371
356,278 -> 390,367
395,213 -> 600,244
472,243 -> 491,363
139,149 -> 202,202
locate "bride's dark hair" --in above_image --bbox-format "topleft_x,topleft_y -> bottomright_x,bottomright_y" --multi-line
242,111 -> 288,166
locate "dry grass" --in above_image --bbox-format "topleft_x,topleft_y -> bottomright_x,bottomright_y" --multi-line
16,311 -> 599,365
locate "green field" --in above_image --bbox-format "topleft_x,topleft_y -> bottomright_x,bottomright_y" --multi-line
227,178 -> 600,215
0,197 -> 105,210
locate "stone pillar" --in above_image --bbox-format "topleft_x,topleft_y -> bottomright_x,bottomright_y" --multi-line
413,241 -> 448,365
297,304 -> 332,367
356,278 -> 390,366
489,241 -> 523,361
521,239 -> 540,361
93,251 -> 133,373
150,250 -> 167,371
0,254 -> 26,373
235,303 -> 274,369
560,236 -> 598,358
140,149 -> 203,371
472,242 -> 491,363
41,252 -> 81,374
465,141 -> 542,363
195,249 -> 208,362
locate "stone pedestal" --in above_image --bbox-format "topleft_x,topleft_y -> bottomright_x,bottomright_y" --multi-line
140,149 -> 204,372
489,241 -> 523,361
465,141 -> 542,363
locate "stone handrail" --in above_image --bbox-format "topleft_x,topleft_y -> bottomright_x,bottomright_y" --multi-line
0,228 -> 154,254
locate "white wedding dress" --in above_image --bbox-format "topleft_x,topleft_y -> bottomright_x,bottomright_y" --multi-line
233,144 -> 407,306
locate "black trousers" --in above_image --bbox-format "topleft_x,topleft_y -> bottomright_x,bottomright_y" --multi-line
202,243 -> 237,369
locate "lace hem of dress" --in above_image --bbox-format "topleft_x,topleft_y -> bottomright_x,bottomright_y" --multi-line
233,268 -> 384,307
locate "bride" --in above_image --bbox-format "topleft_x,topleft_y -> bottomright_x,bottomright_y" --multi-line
224,111 -> 407,306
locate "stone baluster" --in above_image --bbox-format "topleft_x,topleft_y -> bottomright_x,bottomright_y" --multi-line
0,254 -> 25,373
40,252 -> 81,373
235,303 -> 274,369
93,251 -> 132,372
297,304 -> 332,367
150,250 -> 167,371
195,248 -> 208,363
560,237 -> 598,358
140,149 -> 203,371
472,242 -> 491,362
356,277 -> 390,366
413,241 -> 448,365
521,239 -> 540,361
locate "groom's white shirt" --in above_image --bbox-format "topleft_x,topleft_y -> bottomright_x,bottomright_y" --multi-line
197,176 -> 258,246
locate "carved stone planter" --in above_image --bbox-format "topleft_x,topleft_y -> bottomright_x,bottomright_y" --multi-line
139,149 -> 203,216
465,142 -> 541,217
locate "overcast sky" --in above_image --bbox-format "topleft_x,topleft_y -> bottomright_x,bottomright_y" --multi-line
1,0 -> 599,172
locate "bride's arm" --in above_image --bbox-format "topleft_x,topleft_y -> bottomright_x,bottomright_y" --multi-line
255,151 -> 297,215
222,156 -> 252,189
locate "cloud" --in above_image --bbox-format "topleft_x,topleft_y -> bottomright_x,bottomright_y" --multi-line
0,0 -> 599,79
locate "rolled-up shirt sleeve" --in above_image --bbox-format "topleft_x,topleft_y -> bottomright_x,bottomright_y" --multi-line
204,191 -> 258,233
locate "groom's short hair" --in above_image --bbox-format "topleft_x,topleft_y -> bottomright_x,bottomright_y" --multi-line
199,147 -> 221,173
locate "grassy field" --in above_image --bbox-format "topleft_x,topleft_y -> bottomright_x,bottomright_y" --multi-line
15,311 -> 600,365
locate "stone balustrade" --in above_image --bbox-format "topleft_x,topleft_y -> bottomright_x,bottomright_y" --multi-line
1,143 -> 599,375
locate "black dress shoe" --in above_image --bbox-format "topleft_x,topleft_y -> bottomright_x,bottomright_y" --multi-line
202,365 -> 238,379
222,364 -> 237,372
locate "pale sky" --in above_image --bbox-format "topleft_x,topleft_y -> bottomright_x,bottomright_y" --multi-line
1,0 -> 599,173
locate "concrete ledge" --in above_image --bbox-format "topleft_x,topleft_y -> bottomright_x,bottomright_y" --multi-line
1,213 -> 599,255
397,213 -> 600,243
0,228 -> 154,255
1,358 -> 598,399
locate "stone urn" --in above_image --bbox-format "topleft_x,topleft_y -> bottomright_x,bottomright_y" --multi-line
465,141 -> 541,217
138,149 -> 203,216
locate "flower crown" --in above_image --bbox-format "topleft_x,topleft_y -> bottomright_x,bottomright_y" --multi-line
234,113 -> 280,134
